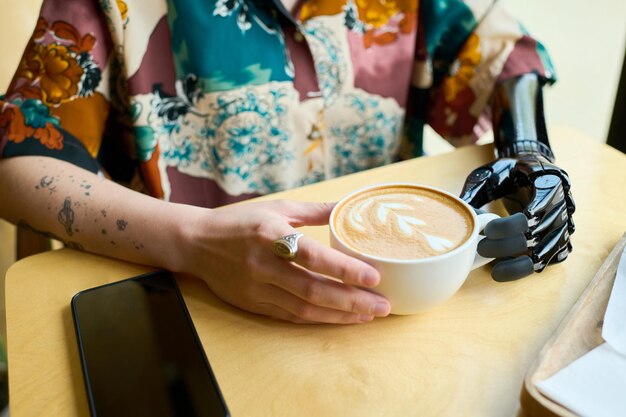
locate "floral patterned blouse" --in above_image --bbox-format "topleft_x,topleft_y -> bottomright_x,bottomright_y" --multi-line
0,0 -> 554,208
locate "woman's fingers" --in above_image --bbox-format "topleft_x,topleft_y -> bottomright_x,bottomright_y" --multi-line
256,284 -> 376,324
264,228 -> 391,317
278,201 -> 336,227
250,302 -> 317,324
265,258 -> 390,317
292,236 -> 381,288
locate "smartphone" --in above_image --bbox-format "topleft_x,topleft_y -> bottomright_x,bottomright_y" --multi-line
71,271 -> 230,417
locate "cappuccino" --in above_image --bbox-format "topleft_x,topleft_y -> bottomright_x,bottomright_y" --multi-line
333,185 -> 473,260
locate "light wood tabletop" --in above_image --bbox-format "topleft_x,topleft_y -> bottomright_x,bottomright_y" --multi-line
5,127 -> 626,417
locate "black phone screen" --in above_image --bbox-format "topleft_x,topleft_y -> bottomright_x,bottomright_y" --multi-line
71,271 -> 230,417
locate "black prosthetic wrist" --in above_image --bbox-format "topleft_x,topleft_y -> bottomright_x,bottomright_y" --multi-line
498,140 -> 554,163
492,73 -> 554,162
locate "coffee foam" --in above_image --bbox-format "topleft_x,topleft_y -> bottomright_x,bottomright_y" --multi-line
334,186 -> 474,260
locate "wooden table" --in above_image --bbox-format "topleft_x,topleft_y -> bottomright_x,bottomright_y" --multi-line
5,127 -> 626,417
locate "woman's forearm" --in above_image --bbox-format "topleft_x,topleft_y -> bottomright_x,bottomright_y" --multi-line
0,155 -> 392,324
0,156 -> 196,272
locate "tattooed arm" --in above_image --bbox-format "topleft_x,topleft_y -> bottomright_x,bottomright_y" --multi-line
0,156 -> 192,271
0,156 -> 391,324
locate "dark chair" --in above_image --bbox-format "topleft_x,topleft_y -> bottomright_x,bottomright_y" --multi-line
16,228 -> 51,260
607,48 -> 626,153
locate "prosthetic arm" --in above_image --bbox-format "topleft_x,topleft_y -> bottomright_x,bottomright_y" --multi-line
460,73 -> 576,281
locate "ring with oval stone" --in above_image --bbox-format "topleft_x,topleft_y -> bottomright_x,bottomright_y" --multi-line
272,232 -> 305,261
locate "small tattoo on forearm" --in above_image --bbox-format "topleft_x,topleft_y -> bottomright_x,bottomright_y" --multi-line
38,176 -> 53,188
35,175 -> 57,194
66,241 -> 83,251
131,240 -> 145,250
116,219 -> 128,231
58,197 -> 75,236
79,180 -> 92,196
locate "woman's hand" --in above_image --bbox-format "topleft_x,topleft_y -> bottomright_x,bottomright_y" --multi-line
0,156 -> 389,324
182,200 -> 391,324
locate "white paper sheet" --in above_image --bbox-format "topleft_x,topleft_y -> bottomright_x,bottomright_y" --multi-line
602,246 -> 626,354
535,244 -> 626,416
536,344 -> 626,417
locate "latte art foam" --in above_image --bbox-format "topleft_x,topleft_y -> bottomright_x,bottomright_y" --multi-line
334,186 -> 474,260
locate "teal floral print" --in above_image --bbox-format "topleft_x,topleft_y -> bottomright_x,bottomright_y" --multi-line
1,0 -> 556,206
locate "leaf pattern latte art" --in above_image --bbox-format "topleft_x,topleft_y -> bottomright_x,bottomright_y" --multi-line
347,194 -> 454,252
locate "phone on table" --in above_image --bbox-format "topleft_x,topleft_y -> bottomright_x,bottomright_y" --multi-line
71,270 -> 230,417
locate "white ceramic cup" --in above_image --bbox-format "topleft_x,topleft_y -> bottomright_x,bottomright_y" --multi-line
329,183 -> 500,315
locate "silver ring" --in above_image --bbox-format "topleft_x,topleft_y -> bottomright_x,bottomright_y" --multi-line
272,232 -> 304,261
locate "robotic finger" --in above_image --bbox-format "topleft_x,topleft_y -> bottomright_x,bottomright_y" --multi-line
524,174 -> 564,227
490,256 -> 535,282
531,222 -> 572,272
483,212 -> 528,239
478,234 -> 527,258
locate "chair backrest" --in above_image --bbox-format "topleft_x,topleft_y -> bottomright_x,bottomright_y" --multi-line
17,228 -> 51,261
607,48 -> 626,154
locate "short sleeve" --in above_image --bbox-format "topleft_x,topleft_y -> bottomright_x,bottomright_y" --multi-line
406,0 -> 556,152
0,0 -> 115,173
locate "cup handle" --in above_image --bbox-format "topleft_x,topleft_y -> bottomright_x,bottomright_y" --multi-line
471,212 -> 501,270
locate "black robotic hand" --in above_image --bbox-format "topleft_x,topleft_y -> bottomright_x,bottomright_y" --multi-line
460,152 -> 575,281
